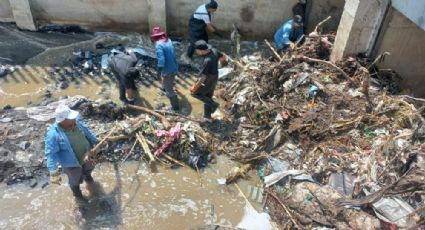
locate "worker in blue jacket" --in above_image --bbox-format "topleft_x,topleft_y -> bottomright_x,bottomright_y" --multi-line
151,26 -> 180,112
44,104 -> 97,203
274,15 -> 304,53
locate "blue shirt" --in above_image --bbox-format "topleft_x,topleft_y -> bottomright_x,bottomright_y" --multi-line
274,19 -> 304,51
155,39 -> 179,76
44,116 -> 97,173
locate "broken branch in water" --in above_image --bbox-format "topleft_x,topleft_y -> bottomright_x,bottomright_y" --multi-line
127,104 -> 172,130
135,132 -> 157,172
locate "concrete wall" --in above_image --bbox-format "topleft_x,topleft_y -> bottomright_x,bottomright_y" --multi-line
0,0 -> 344,37
29,0 -> 150,31
0,0 -> 13,22
331,0 -> 389,61
392,0 -> 425,31
374,8 -> 425,97
306,0 -> 345,33
166,0 -> 298,38
166,0 -> 344,38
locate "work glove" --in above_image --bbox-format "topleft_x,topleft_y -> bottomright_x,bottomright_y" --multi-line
213,31 -> 224,38
289,42 -> 296,50
50,171 -> 62,185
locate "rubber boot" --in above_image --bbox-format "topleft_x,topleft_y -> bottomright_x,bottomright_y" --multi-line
211,101 -> 219,114
169,96 -> 180,112
204,104 -> 212,119
126,98 -> 135,105
71,185 -> 84,198
84,173 -> 94,183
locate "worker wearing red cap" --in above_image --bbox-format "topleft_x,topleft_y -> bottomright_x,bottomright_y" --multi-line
151,27 -> 180,112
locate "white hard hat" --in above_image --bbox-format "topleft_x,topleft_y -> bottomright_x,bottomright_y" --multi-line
54,104 -> 79,123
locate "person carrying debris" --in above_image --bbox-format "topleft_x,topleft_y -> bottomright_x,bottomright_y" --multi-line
274,15 -> 304,53
190,40 -> 221,119
186,0 -> 223,61
108,49 -> 139,104
44,104 -> 98,204
151,26 -> 180,112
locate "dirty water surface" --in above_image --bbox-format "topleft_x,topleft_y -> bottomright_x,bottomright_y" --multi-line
0,66 -> 205,116
0,156 -> 262,230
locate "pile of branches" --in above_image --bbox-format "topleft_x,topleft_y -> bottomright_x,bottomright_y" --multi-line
213,21 -> 425,229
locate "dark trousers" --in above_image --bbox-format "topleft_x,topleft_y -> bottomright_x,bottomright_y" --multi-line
111,70 -> 136,101
63,162 -> 94,187
192,90 -> 217,118
187,34 -> 208,59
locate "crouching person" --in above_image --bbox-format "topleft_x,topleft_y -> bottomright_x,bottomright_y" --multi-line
45,104 -> 97,204
108,49 -> 139,105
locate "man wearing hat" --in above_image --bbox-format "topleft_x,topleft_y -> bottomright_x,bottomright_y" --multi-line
108,48 -> 138,104
190,40 -> 221,119
44,104 -> 97,203
151,26 -> 180,112
186,0 -> 222,60
274,15 -> 304,53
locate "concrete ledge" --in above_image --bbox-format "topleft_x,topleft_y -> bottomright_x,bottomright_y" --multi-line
9,0 -> 36,31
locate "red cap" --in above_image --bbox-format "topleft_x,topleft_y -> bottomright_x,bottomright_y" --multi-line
150,27 -> 165,38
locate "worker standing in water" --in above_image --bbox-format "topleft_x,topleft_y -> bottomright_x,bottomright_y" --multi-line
151,26 -> 180,112
45,104 -> 98,204
185,0 -> 223,62
190,40 -> 223,119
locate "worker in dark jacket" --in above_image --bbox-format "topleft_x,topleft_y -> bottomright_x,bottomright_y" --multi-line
151,26 -> 180,112
186,0 -> 222,60
190,40 -> 221,119
108,49 -> 138,104
274,15 -> 304,53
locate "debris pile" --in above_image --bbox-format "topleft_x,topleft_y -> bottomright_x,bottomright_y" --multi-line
0,64 -> 16,78
212,33 -> 425,228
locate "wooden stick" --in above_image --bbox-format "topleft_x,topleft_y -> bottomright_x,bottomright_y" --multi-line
267,191 -> 300,229
235,183 -> 255,210
155,110 -> 205,123
120,139 -> 138,165
107,135 -> 129,142
135,132 -> 157,171
87,126 -> 117,160
312,16 -> 332,35
162,154 -> 187,168
299,56 -> 357,86
195,165 -> 204,188
264,39 -> 282,62
127,104 -> 172,130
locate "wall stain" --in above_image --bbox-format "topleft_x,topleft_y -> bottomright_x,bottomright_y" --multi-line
240,5 -> 255,23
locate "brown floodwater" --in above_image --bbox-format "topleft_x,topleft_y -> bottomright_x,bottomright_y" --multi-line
0,65 -> 206,117
0,156 -> 264,229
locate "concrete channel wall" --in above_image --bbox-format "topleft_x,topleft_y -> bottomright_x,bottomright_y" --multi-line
29,0 -> 150,31
374,8 -> 425,97
0,0 -> 344,38
0,0 -> 13,22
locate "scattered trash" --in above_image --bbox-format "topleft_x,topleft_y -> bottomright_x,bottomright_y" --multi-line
373,196 -> 417,228
328,173 -> 355,197
218,67 -> 234,81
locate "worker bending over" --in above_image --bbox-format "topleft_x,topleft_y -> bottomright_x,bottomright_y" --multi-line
274,15 -> 304,53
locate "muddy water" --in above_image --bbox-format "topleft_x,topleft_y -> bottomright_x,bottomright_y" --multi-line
0,156 -> 263,229
0,65 -> 205,116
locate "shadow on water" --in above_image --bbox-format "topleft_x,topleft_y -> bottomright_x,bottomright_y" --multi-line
177,89 -> 193,116
80,163 -> 122,230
